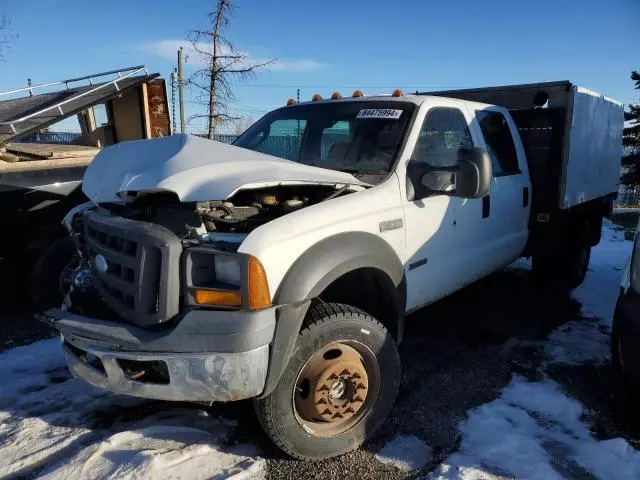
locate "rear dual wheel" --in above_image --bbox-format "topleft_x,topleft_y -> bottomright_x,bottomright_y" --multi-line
533,222 -> 592,290
533,243 -> 590,290
255,303 -> 400,459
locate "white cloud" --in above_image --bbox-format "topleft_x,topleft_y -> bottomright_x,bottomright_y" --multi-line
268,59 -> 324,72
143,39 -> 324,72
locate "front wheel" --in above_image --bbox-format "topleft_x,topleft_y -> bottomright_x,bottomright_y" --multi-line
30,237 -> 77,310
254,303 -> 400,459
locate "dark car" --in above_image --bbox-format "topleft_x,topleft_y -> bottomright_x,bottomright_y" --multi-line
612,217 -> 640,425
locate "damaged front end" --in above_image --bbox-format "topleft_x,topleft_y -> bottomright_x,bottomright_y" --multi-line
42,196 -> 275,401
40,181 -> 349,402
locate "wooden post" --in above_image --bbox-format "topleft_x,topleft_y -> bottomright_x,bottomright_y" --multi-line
178,47 -> 185,134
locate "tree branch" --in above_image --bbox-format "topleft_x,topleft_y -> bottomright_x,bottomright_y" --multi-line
185,0 -> 274,138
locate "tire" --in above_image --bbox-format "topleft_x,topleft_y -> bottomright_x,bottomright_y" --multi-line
30,237 -> 77,310
254,302 -> 400,459
533,243 -> 591,290
611,307 -> 640,431
565,243 -> 591,289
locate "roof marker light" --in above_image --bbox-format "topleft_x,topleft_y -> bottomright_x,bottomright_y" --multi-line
312,93 -> 323,101
286,98 -> 297,106
331,91 -> 342,100
352,90 -> 364,98
392,89 -> 403,97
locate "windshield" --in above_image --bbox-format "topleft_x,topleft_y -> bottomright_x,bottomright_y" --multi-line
233,101 -> 415,179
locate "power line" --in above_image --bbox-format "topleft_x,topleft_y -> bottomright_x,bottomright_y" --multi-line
183,99 -> 270,114
231,84 -> 467,90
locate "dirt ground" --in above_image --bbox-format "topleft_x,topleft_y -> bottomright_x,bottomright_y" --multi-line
0,212 -> 637,479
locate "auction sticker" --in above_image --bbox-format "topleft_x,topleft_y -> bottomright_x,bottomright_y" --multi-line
356,109 -> 403,119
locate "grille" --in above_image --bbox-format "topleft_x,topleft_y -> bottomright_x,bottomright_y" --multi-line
84,210 -> 181,327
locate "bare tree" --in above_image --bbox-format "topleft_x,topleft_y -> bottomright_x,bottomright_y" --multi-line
187,1 -> 274,138
0,15 -> 15,60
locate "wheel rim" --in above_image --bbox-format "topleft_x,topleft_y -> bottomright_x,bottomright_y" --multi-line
293,341 -> 380,437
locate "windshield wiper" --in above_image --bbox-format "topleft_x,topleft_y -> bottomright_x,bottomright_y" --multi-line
339,168 -> 387,176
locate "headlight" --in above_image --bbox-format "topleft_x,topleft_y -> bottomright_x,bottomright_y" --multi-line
184,248 -> 271,310
631,233 -> 640,293
188,250 -> 241,289
214,255 -> 242,287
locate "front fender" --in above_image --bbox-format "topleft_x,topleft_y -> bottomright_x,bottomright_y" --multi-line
275,231 -> 405,304
259,232 -> 406,397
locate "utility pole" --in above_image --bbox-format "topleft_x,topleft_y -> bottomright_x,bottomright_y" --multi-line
170,68 -> 177,135
178,47 -> 185,134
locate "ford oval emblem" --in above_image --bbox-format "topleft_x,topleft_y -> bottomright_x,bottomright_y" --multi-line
94,254 -> 108,273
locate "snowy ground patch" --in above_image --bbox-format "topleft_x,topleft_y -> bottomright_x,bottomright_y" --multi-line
0,339 -> 264,479
572,220 -> 630,324
429,221 -> 638,479
543,222 -> 629,367
376,434 -> 433,471
430,376 -> 640,480
543,320 -> 611,366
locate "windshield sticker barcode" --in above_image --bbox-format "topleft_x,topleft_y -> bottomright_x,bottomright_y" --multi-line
356,109 -> 403,120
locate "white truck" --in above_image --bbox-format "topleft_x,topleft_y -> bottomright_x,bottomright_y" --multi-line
39,81 -> 623,459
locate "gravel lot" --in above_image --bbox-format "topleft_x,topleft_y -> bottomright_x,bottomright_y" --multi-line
0,216 -> 638,479
264,263 -> 594,479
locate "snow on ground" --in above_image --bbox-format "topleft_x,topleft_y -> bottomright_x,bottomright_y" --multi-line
573,221 -> 630,323
380,221 -> 638,478
430,376 -> 640,480
542,320 -> 611,366
427,221 -> 638,479
0,339 -> 264,479
542,221 -> 630,367
1,220 -> 636,479
375,434 -> 433,471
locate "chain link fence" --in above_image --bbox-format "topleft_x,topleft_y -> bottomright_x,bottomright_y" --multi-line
617,186 -> 640,208
15,132 -> 83,144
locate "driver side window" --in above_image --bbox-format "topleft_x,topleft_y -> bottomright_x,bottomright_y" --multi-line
413,107 -> 473,167
413,107 -> 473,191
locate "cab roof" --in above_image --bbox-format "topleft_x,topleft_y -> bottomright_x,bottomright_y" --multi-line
292,94 -> 497,112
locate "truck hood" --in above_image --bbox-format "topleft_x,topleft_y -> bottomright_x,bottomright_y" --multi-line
82,134 -> 369,203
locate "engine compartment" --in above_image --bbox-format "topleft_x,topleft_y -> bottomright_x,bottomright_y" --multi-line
104,184 -> 353,238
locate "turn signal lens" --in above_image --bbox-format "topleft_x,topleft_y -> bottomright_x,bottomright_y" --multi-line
391,89 -> 403,97
247,256 -> 271,310
312,93 -> 323,101
352,90 -> 364,97
194,290 -> 242,307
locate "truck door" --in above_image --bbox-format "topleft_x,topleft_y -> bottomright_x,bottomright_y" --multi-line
455,107 -> 530,279
401,104 -> 474,311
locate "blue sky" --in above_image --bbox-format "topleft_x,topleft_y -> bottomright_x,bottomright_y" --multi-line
1,0 -> 638,133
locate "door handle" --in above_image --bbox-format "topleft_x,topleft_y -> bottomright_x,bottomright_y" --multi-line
482,195 -> 490,219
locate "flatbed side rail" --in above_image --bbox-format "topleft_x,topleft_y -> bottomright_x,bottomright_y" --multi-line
0,66 -> 149,135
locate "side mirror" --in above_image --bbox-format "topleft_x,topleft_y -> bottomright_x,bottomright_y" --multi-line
453,147 -> 493,198
406,147 -> 492,201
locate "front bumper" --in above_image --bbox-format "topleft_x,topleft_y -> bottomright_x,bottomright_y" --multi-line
61,338 -> 268,402
40,307 -> 276,402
